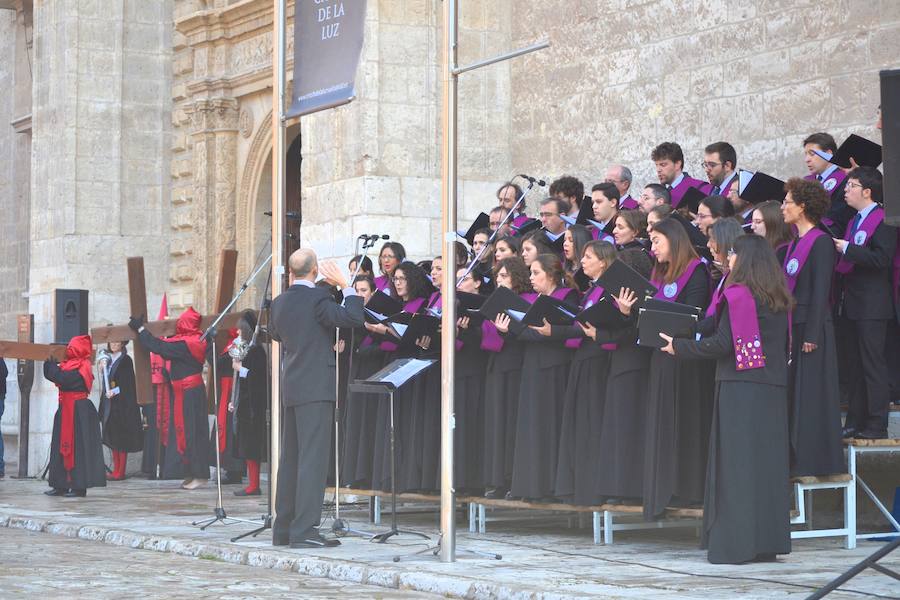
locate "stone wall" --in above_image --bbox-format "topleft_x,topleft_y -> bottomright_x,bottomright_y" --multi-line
509,0 -> 898,195
24,0 -> 173,474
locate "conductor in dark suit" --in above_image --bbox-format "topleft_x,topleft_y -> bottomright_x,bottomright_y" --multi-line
270,248 -> 364,548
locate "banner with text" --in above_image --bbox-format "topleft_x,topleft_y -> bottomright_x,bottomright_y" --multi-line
287,0 -> 367,118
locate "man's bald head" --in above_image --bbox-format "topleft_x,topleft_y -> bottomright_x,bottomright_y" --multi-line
289,248 -> 318,280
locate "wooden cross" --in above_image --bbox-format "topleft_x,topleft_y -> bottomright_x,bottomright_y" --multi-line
90,250 -> 241,406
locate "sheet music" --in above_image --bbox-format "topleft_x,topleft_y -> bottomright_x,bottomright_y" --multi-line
506,309 -> 526,321
555,304 -> 576,319
390,322 -> 409,337
365,307 -> 388,321
381,358 -> 434,388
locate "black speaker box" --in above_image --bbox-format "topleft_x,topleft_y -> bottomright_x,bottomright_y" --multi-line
53,289 -> 89,344
881,69 -> 900,225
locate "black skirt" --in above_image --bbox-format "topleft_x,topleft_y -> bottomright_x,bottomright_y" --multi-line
161,385 -> 210,480
554,343 -> 610,505
788,320 -> 844,477
643,352 -> 715,519
482,349 -> 524,491
595,364 -> 649,500
100,394 -> 144,452
704,381 -> 791,564
48,399 -> 107,491
340,346 -> 385,486
510,344 -> 572,500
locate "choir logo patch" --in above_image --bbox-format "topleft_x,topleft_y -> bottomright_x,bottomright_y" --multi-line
786,258 -> 799,275
823,178 -> 837,192
663,282 -> 678,298
854,230 -> 867,245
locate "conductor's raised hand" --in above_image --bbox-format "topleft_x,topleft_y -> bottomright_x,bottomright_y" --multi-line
319,261 -> 348,289
493,313 -> 511,334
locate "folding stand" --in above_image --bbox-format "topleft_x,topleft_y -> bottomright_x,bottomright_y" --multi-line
348,358 -> 436,545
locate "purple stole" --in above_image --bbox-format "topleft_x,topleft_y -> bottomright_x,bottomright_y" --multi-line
716,284 -> 766,371
481,321 -> 504,352
591,228 -> 615,243
835,206 -> 884,275
670,175 -> 707,210
379,296 -> 427,351
651,258 -> 703,302
619,196 -> 639,210
782,229 -> 825,294
706,275 -> 728,318
360,335 -> 375,349
374,275 -> 390,292
565,285 -> 617,350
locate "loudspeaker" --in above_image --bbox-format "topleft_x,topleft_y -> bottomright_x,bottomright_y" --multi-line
53,289 -> 89,344
881,69 -> 900,225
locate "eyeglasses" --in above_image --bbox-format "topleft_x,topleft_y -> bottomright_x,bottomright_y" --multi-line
845,181 -> 863,190
539,212 -> 558,218
392,275 -> 407,283
700,161 -> 722,169
381,254 -> 396,260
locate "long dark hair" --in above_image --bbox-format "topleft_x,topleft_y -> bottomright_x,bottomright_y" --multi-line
564,225 -> 593,272
582,240 -> 617,265
727,235 -> 794,313
391,261 -> 434,301
754,200 -> 793,249
494,256 -> 532,294
494,235 -> 521,256
534,253 -> 574,291
651,217 -> 699,284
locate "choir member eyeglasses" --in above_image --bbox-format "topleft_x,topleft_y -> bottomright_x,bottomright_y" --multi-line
392,275 -> 407,283
700,161 -> 722,169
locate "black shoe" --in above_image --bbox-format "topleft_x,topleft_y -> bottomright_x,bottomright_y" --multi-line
290,534 -> 341,548
855,429 -> 888,440
65,489 -> 87,498
233,488 -> 261,497
44,488 -> 66,496
841,426 -> 857,439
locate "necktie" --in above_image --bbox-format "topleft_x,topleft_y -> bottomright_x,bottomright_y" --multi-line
851,213 -> 862,237
711,185 -> 721,195
816,174 -> 823,182
666,183 -> 672,190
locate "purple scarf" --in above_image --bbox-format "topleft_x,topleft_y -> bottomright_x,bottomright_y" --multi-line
379,296 -> 427,352
374,275 -> 391,292
565,285 -> 617,350
835,206 -> 884,275
717,284 -> 766,371
652,258 -> 703,302
706,275 -> 728,318
782,228 -> 825,294
670,175 -> 707,209
619,196 -> 639,210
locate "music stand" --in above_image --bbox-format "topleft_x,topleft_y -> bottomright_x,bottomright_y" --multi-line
348,357 -> 436,544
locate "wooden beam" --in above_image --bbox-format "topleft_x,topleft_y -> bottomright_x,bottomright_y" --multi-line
127,257 -> 153,406
91,313 -> 247,344
0,341 -> 67,362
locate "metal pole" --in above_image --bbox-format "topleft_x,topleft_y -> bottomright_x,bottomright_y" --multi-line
270,0 -> 287,524
439,0 -> 459,563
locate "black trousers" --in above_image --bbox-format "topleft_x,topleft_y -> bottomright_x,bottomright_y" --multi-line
843,318 -> 890,432
273,401 -> 333,543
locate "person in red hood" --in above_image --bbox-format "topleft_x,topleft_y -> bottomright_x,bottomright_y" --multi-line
130,308 -> 211,490
43,335 -> 106,497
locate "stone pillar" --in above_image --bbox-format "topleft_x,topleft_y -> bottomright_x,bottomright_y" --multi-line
185,98 -> 239,312
26,0 -> 173,475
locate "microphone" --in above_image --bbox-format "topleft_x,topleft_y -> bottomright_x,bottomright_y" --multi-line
518,174 -> 547,187
263,211 -> 302,219
359,234 -> 390,241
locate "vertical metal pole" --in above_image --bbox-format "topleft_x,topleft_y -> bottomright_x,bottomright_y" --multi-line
439,0 -> 459,563
270,0 -> 287,521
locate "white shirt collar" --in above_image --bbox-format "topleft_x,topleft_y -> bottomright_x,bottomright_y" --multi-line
670,173 -> 685,189
820,164 -> 839,181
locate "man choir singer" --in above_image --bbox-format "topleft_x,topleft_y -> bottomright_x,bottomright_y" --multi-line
269,248 -> 364,548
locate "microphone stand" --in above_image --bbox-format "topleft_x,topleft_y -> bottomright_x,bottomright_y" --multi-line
323,234 -> 381,539
455,178 -> 535,286
192,252 -> 272,531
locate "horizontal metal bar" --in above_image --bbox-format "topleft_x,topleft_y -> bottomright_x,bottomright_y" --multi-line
453,39 -> 550,76
791,529 -> 851,539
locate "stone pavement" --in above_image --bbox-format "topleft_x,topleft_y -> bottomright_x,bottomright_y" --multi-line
0,476 -> 898,599
0,526 -> 438,599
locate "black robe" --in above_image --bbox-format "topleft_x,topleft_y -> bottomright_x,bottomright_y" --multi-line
99,353 -> 144,452
482,330 -> 526,493
138,330 -> 210,480
509,289 -> 579,500
594,322 -> 651,501
643,266 -> 713,519
787,234 -> 844,476
231,344 -> 268,462
340,331 -> 385,487
43,361 -> 106,491
674,300 -> 791,564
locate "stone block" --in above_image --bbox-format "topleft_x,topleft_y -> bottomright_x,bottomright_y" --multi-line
401,176 -> 440,217
763,79 -> 831,139
869,23 -> 900,68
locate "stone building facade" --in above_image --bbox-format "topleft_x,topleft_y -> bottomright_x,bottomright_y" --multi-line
0,0 -> 897,473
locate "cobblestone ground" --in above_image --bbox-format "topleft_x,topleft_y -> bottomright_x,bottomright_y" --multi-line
0,526 -> 437,599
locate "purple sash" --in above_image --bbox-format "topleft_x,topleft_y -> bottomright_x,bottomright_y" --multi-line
565,285 -> 617,350
782,228 -> 825,293
379,296 -> 427,351
481,321 -> 504,352
512,214 -> 530,228
652,258 -> 703,302
591,227 -> 615,243
706,275 -> 727,318
717,284 -> 766,371
670,175 -> 707,209
835,206 -> 884,275
374,275 -> 390,292
360,335 -> 375,349
619,196 -> 639,210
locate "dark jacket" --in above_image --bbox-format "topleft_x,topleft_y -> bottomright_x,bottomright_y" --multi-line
269,282 -> 364,406
840,220 -> 897,321
790,233 -> 834,346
